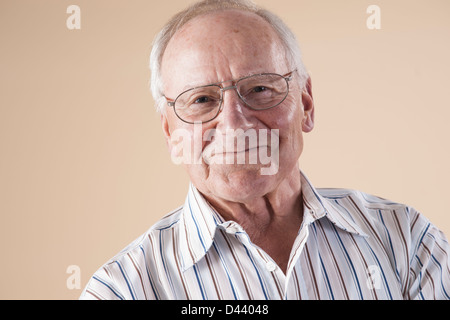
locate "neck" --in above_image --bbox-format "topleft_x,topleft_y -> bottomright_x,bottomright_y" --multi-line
204,167 -> 303,233
201,166 -> 303,274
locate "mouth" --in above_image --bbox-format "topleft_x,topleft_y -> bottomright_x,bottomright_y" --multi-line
211,145 -> 268,155
199,128 -> 280,166
200,144 -> 275,167
210,145 -> 270,157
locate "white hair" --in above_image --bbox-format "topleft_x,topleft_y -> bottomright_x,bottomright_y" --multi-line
149,0 -> 308,112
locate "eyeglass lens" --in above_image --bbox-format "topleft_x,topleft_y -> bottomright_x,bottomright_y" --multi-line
174,73 -> 289,123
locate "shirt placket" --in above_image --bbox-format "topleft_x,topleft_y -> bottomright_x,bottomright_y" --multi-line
222,221 -> 288,299
284,221 -> 311,299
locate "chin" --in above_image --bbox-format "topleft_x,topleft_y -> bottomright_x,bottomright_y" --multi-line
207,165 -> 278,202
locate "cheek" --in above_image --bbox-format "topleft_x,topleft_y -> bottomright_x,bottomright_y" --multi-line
171,122 -> 218,163
268,96 -> 305,159
164,111 -> 199,163
264,94 -> 304,135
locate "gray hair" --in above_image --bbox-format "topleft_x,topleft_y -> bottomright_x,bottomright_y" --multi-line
149,0 -> 308,112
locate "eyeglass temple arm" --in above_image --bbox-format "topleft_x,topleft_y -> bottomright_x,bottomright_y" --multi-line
165,97 -> 175,107
283,69 -> 296,81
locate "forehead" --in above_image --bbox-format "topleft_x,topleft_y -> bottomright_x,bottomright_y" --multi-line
173,9 -> 279,45
161,10 -> 288,91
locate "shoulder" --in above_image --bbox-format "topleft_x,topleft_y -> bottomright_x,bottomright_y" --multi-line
318,188 -> 450,299
105,205 -> 185,268
318,187 -> 408,210
317,187 -> 441,256
318,187 -> 416,222
317,187 -> 428,247
80,206 -> 184,300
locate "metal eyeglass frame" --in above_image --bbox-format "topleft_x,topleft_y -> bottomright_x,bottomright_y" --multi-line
165,69 -> 297,124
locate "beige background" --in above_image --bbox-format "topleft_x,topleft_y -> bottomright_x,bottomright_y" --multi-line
0,0 -> 449,299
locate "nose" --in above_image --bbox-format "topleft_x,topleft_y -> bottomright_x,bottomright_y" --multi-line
216,87 -> 254,131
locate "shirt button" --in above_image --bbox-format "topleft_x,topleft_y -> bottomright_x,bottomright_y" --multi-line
266,261 -> 277,272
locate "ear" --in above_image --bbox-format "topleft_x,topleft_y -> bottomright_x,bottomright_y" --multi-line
301,76 -> 315,133
160,111 -> 173,151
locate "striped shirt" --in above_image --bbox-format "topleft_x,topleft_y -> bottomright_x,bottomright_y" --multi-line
80,171 -> 450,300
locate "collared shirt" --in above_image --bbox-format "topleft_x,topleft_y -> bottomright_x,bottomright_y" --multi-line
80,172 -> 450,300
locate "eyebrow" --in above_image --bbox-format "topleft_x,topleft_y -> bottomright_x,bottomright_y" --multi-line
180,70 -> 271,91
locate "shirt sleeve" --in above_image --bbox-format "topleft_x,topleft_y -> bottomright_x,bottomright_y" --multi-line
407,209 -> 450,300
79,264 -> 126,300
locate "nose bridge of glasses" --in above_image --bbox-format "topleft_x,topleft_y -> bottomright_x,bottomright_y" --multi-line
220,83 -> 245,107
221,85 -> 237,92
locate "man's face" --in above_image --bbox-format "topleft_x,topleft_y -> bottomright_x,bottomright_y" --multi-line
160,10 -> 314,202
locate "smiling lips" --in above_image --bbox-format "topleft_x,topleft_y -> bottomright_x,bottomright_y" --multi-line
215,145 -> 268,155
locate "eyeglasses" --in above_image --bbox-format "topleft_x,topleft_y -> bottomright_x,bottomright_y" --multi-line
165,70 -> 296,124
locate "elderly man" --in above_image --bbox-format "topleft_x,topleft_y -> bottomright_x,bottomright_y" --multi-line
81,0 -> 450,300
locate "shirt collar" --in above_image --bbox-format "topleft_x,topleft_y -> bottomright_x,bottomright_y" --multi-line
179,183 -> 224,271
179,171 -> 368,271
300,171 -> 368,237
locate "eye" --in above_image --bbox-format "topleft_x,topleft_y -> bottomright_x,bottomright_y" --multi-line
194,96 -> 211,104
252,86 -> 268,93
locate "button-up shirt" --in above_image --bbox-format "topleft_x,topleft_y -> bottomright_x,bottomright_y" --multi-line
80,172 -> 450,300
